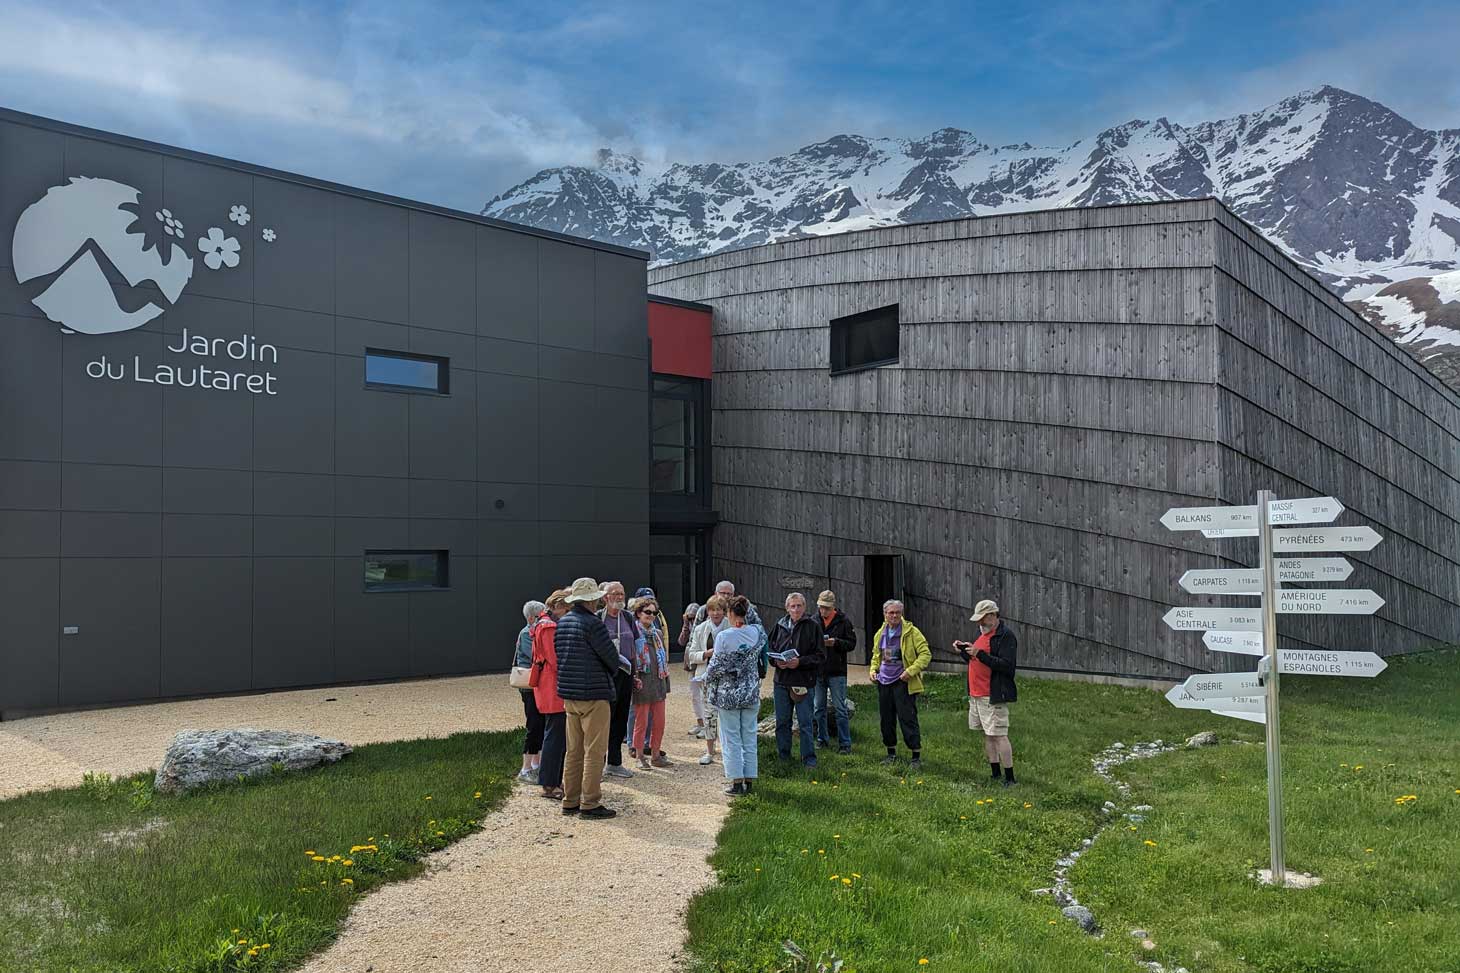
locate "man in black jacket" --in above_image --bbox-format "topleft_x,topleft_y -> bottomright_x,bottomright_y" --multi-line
955,599 -> 1019,786
555,577 -> 621,818
771,592 -> 826,768
813,590 -> 857,754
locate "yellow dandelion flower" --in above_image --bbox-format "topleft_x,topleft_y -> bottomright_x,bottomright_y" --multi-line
960,815 -> 968,820
1129,826 -> 1137,831
755,867 -> 761,872
1353,765 -> 1363,771
436,831 -> 445,836
342,859 -> 354,866
802,848 -> 809,854
425,795 -> 433,800
341,878 -> 354,885
1144,840 -> 1158,847
304,850 -> 316,856
833,834 -> 842,839
818,849 -> 825,855
1365,848 -> 1374,853
852,872 -> 861,878
1023,803 -> 1032,809
829,874 -> 839,881
842,877 -> 852,885
1048,919 -> 1057,925
232,929 -> 240,934
238,939 -> 248,944
248,949 -> 258,957
919,960 -> 930,966
429,820 -> 436,826
812,780 -> 818,785
261,944 -> 271,949
1340,763 -> 1348,768
369,836 -> 376,841
916,779 -> 924,785
312,855 -> 325,862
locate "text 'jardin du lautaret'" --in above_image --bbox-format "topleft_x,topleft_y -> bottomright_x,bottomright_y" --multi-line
85,328 -> 280,395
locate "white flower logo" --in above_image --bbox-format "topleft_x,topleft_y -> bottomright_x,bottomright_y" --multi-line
229,204 -> 251,226
155,208 -> 184,237
261,228 -> 276,243
198,227 -> 241,270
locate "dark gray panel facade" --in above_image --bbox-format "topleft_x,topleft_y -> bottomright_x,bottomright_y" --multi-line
649,199 -> 1460,681
0,110 -> 650,715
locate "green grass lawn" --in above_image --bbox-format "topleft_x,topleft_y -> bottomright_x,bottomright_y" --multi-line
689,651 -> 1460,973
0,730 -> 520,973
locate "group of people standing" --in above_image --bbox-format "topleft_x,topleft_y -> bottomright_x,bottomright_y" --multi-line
512,575 -> 1022,818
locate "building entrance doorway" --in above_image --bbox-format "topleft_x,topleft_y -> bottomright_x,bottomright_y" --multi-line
863,553 -> 905,662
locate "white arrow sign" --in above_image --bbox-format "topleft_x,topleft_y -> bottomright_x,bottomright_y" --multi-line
1276,589 -> 1384,615
1277,650 -> 1388,677
1185,672 -> 1266,700
1265,496 -> 1345,525
1165,684 -> 1266,713
1203,630 -> 1265,655
1180,569 -> 1264,595
1202,528 -> 1258,538
1164,497 -> 1344,532
1163,505 -> 1261,531
1272,527 -> 1383,552
1163,607 -> 1263,631
1272,557 -> 1354,582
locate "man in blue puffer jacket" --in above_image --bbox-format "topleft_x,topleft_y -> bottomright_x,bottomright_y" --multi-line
555,577 -> 621,819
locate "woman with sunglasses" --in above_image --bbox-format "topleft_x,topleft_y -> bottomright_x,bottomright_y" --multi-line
629,596 -> 674,769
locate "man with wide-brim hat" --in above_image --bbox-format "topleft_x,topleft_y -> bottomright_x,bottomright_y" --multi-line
554,577 -> 621,818
953,599 -> 1019,786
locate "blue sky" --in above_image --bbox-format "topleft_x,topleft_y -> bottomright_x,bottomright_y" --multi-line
3,0 -> 1459,212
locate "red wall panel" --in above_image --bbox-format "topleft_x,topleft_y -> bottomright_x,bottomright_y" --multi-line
647,301 -> 712,379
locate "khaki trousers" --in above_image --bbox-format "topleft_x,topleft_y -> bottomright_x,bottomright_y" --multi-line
562,699 -> 611,810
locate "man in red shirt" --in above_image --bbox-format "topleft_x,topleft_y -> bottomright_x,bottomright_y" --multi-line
954,599 -> 1019,786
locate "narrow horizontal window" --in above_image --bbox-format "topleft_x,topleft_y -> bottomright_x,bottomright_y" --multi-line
830,304 -> 899,375
365,349 -> 449,393
364,550 -> 449,591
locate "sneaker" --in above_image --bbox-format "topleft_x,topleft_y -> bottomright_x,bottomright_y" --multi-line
527,769 -> 540,785
516,769 -> 533,782
908,758 -> 923,771
743,780 -> 754,794
638,755 -> 652,770
561,805 -> 580,816
803,759 -> 819,770
698,753 -> 714,765
724,781 -> 745,796
838,747 -> 852,756
816,739 -> 830,749
688,727 -> 701,736
880,754 -> 899,766
580,805 -> 617,819
604,764 -> 635,779
652,754 -> 674,768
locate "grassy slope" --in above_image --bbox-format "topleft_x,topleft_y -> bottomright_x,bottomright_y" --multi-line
688,652 -> 1460,973
0,730 -> 519,973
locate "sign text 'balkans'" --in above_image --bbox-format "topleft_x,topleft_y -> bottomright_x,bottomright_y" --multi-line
84,328 -> 280,395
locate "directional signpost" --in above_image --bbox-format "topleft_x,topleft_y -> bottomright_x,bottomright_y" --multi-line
1159,493 -> 1386,886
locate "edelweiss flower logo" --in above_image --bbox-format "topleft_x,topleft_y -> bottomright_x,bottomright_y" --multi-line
198,227 -> 242,270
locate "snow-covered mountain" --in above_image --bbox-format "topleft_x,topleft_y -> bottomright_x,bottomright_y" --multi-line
482,85 -> 1460,391
1351,272 -> 1460,389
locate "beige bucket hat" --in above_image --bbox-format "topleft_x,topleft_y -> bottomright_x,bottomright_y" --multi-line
971,599 -> 1000,622
816,590 -> 837,608
564,577 -> 609,604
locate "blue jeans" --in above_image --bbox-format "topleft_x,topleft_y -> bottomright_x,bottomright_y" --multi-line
718,706 -> 760,780
813,675 -> 851,749
774,684 -> 817,766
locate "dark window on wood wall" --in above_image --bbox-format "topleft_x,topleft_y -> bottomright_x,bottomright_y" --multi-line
830,304 -> 900,375
364,550 -> 450,591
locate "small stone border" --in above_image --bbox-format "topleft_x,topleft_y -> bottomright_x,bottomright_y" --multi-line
1031,730 -> 1217,973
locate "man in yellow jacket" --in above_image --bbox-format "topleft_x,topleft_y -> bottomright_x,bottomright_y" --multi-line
868,599 -> 932,770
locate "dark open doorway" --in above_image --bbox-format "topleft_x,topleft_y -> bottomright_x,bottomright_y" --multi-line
862,553 -> 904,662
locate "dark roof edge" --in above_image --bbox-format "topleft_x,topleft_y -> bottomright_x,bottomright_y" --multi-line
648,293 -> 714,312
0,105 -> 650,262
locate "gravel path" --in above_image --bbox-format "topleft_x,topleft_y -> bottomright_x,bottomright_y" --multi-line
4,668 -> 872,971
0,676 -> 529,799
299,681 -> 728,973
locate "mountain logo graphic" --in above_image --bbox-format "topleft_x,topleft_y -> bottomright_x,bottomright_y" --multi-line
11,176 -> 195,335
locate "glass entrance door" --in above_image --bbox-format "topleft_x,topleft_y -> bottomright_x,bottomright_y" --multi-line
649,531 -> 707,658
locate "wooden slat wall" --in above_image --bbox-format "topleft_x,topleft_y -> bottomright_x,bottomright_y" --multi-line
649,200 -> 1460,680
1211,218 -> 1460,656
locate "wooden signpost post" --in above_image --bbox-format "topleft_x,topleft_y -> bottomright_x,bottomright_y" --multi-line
1160,493 -> 1386,886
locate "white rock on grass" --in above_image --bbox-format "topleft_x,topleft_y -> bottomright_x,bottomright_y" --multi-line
1186,731 -> 1218,748
1061,905 -> 1098,933
154,728 -> 352,793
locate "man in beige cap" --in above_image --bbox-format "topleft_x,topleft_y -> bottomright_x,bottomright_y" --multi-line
954,599 -> 1019,786
554,577 -> 621,818
813,590 -> 857,754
